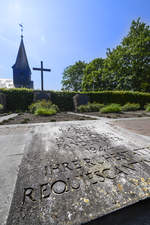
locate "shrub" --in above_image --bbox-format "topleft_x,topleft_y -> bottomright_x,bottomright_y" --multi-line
0,104 -> 3,111
77,102 -> 104,112
100,104 -> 122,113
88,102 -> 105,111
29,100 -> 59,114
77,105 -> 90,112
35,107 -> 56,116
122,103 -> 140,111
145,104 -> 150,112
50,104 -> 60,112
29,100 -> 51,113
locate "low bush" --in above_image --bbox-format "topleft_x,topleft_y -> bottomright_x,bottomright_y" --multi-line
88,102 -> 105,111
77,102 -> 104,112
100,104 -> 122,113
145,104 -> 150,112
29,100 -> 59,114
35,107 -> 57,116
50,104 -> 60,112
0,104 -> 3,112
77,105 -> 90,112
122,103 -> 140,111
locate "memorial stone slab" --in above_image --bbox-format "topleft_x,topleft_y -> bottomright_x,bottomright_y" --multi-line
73,94 -> 89,112
33,91 -> 51,102
1,120 -> 150,224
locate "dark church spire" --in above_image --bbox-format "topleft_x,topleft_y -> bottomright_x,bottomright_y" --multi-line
12,26 -> 33,89
12,37 -> 31,71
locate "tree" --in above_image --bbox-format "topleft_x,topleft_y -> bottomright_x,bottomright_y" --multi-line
122,18 -> 150,91
61,61 -> 87,91
102,46 -> 133,90
103,18 -> 150,91
62,18 -> 150,92
82,58 -> 105,91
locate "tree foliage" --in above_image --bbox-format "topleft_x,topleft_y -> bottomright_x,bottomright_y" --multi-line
102,18 -> 150,91
61,61 -> 86,91
61,18 -> 150,92
82,58 -> 105,91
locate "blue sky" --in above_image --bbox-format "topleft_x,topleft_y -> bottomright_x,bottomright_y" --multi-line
0,0 -> 150,90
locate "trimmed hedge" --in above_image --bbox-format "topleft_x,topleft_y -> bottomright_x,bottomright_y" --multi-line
1,89 -> 150,112
88,91 -> 150,108
50,91 -> 75,111
49,90 -> 150,111
0,88 -> 33,112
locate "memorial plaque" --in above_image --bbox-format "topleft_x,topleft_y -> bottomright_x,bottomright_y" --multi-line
5,121 -> 150,224
33,91 -> 51,102
73,94 -> 89,112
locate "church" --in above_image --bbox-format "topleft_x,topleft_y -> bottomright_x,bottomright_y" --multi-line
12,34 -> 34,89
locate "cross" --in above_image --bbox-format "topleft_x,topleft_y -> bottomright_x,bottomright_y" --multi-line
33,61 -> 51,91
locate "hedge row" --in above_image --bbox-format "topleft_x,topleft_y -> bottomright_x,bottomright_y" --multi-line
50,91 -> 76,111
0,88 -> 33,112
0,88 -> 150,112
88,91 -> 150,108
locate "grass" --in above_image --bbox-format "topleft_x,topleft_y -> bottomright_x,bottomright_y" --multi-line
122,103 -> 140,111
35,107 -> 57,116
77,102 -> 104,112
100,104 -> 122,113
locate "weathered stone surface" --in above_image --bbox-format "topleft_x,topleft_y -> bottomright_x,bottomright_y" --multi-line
33,91 -> 51,102
3,120 -> 150,225
0,125 -> 34,225
73,94 -> 89,112
0,114 -> 18,123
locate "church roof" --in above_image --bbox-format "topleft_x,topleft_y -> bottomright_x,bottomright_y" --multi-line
12,37 -> 31,72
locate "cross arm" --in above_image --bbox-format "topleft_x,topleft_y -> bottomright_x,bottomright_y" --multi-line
43,69 -> 51,72
33,67 -> 41,71
33,68 -> 51,72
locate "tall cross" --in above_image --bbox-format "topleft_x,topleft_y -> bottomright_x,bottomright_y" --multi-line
33,61 -> 51,91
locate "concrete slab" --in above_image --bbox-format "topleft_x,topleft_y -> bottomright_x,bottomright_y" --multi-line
0,125 -> 34,225
0,114 -> 18,123
109,117 -> 150,137
1,120 -> 150,225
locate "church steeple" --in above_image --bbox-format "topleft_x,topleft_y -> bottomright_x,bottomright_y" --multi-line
12,37 -> 31,71
12,29 -> 33,89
